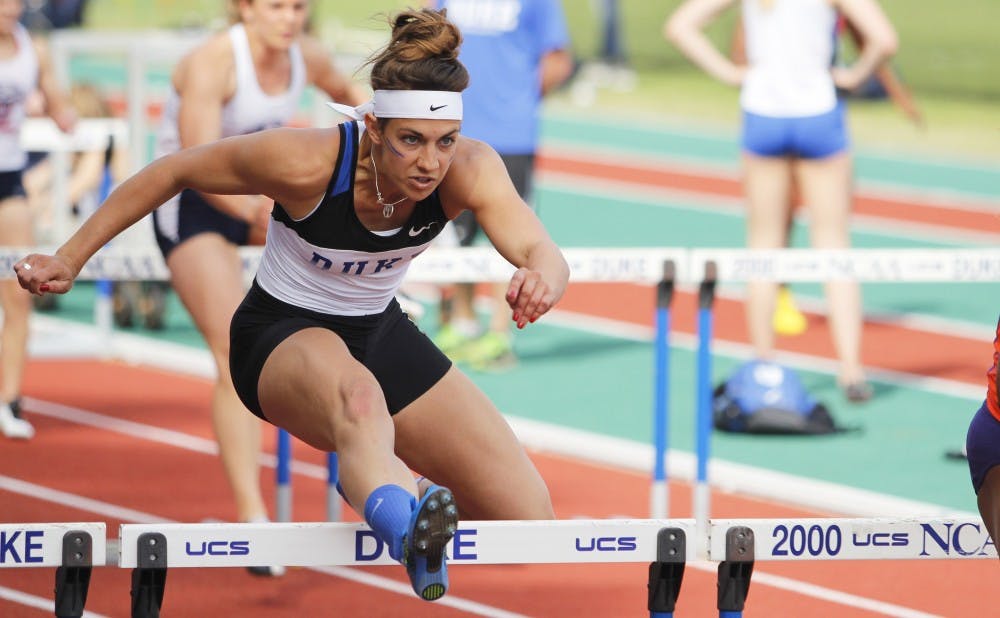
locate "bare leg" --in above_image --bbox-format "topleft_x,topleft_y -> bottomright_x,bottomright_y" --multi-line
795,153 -> 866,388
0,197 -> 34,404
167,234 -> 268,522
742,153 -> 794,359
393,366 -> 553,520
256,328 -> 417,509
487,282 -> 512,333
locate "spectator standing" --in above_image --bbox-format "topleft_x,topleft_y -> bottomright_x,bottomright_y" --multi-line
429,0 -> 573,370
665,0 -> 898,402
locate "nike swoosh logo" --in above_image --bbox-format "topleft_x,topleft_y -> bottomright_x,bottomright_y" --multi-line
409,222 -> 437,236
370,498 -> 383,515
429,104 -> 447,112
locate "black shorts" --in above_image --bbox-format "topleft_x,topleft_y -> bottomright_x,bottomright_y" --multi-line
152,189 -> 250,258
453,153 -> 535,246
230,281 -> 453,421
0,170 -> 27,201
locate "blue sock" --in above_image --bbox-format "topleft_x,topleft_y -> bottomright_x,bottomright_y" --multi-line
364,484 -> 416,561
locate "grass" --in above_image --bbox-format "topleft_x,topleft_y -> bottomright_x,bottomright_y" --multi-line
80,0 -> 1000,161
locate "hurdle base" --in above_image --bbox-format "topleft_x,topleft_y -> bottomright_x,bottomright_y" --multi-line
54,530 -> 94,618
717,526 -> 755,616
647,527 -> 686,617
130,532 -> 167,618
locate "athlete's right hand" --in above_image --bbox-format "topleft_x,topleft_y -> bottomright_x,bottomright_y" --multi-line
14,254 -> 76,296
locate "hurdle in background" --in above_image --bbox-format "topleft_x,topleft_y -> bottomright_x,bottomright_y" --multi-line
684,247 -> 1000,547
4,245 -> 999,531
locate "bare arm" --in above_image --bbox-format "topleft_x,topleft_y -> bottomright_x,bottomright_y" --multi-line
173,38 -> 270,224
831,0 -> 898,91
440,140 -> 569,329
841,9 -> 916,124
300,36 -> 369,107
16,127 -> 339,294
664,0 -> 743,87
33,37 -> 75,132
540,48 -> 574,96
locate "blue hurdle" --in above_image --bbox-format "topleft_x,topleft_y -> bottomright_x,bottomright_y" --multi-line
694,261 -> 717,545
275,429 -> 340,522
650,260 -> 676,519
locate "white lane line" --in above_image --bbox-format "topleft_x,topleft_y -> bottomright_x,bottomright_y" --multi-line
687,561 -> 943,618
0,585 -> 112,618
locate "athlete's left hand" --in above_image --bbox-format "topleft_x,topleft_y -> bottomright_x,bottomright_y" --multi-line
506,267 -> 558,329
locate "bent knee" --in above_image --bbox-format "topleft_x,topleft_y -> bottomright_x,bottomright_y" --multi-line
340,375 -> 390,426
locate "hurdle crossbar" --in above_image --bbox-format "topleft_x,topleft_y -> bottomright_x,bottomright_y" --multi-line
118,519 -> 697,568
4,247 -> 1000,284
1,523 -> 106,618
0,522 -> 106,568
709,517 -> 997,561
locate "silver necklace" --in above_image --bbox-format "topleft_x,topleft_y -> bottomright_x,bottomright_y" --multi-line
370,152 -> 406,218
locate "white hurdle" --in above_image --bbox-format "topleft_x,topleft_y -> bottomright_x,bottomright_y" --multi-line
117,518 -> 696,568
0,522 -> 106,618
3,517 -> 994,617
709,517 -> 997,562
0,522 -> 106,568
20,117 -> 130,247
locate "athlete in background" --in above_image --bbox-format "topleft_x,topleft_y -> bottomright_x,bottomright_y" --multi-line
149,0 -> 365,574
0,0 -> 75,439
967,317 -> 1000,557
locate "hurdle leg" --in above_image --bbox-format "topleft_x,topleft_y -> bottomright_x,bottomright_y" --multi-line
130,532 -> 167,618
54,530 -> 93,618
717,526 -> 754,618
647,526 -> 686,618
276,429 -> 292,522
651,260 -> 676,519
326,452 -> 341,522
694,261 -> 717,546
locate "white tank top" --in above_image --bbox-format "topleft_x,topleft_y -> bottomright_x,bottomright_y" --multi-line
155,23 -> 306,158
0,24 -> 38,171
740,0 -> 839,117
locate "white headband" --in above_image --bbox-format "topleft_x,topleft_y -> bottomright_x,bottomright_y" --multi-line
327,90 -> 463,121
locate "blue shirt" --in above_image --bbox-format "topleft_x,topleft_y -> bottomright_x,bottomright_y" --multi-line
435,0 -> 569,154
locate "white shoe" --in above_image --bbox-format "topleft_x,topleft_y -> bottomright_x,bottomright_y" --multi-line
0,402 -> 34,439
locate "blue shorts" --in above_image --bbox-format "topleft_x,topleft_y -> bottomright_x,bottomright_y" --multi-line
152,189 -> 249,258
966,401 -> 1000,493
0,170 -> 27,201
741,101 -> 848,159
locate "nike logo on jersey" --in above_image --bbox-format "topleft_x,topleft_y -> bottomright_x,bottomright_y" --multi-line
408,222 -> 438,236
370,498 -> 383,515
429,104 -> 447,112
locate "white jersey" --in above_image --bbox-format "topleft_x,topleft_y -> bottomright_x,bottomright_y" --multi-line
154,23 -> 306,158
257,122 -> 449,316
0,24 -> 38,171
740,0 -> 839,117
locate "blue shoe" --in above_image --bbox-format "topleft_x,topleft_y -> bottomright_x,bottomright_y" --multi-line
403,485 -> 458,601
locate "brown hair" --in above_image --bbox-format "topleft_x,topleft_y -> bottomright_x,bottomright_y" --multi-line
70,83 -> 110,118
366,9 -> 469,94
